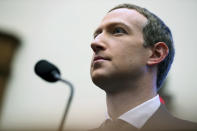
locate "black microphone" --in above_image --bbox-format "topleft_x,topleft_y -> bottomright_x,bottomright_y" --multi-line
34,60 -> 61,82
34,60 -> 74,131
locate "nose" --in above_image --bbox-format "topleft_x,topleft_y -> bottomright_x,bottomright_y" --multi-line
91,38 -> 106,53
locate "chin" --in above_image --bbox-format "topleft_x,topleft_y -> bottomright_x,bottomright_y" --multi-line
91,74 -> 105,87
91,74 -> 121,93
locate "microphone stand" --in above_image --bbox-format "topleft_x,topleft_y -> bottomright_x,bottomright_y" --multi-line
54,72 -> 74,131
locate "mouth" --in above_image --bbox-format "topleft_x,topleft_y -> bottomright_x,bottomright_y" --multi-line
93,55 -> 110,62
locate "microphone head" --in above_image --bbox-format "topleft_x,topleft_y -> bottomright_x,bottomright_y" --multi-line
34,60 -> 61,82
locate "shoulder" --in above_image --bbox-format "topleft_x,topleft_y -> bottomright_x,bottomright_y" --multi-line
142,104 -> 197,131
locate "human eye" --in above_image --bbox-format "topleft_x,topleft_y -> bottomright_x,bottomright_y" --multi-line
93,29 -> 102,39
112,27 -> 127,35
93,32 -> 98,39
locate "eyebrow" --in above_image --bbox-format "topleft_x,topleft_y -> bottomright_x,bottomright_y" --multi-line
93,21 -> 131,37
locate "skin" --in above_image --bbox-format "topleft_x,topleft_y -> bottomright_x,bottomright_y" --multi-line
90,8 -> 169,119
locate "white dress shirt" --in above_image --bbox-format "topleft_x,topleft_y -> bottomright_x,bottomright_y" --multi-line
106,95 -> 161,129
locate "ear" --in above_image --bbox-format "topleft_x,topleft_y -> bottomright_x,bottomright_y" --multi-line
147,42 -> 169,66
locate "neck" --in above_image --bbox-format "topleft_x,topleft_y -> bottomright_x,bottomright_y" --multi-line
106,73 -> 157,120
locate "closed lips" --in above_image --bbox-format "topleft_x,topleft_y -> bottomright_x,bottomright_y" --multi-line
93,56 -> 110,61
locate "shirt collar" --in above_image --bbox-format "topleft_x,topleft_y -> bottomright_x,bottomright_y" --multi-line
106,95 -> 161,129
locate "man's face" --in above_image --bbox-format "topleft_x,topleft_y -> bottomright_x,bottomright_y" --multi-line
90,8 -> 150,91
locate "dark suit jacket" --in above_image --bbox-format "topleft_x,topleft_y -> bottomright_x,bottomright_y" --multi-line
90,104 -> 197,131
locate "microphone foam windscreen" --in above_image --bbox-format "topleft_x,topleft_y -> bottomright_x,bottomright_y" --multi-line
34,60 -> 61,82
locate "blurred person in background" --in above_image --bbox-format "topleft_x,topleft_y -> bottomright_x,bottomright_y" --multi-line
0,30 -> 21,120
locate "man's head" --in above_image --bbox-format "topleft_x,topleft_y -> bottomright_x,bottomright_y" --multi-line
90,3 -> 174,92
109,4 -> 175,90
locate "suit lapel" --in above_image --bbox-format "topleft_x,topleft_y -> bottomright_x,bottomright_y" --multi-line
141,104 -> 177,130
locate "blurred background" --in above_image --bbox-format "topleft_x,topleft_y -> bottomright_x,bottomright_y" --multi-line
0,0 -> 196,130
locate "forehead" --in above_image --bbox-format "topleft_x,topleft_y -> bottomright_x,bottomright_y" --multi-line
100,8 -> 147,30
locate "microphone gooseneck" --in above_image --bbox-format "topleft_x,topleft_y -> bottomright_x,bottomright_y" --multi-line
58,78 -> 74,131
34,60 -> 74,131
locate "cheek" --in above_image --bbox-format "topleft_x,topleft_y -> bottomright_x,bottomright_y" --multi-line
112,45 -> 148,70
111,50 -> 134,71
